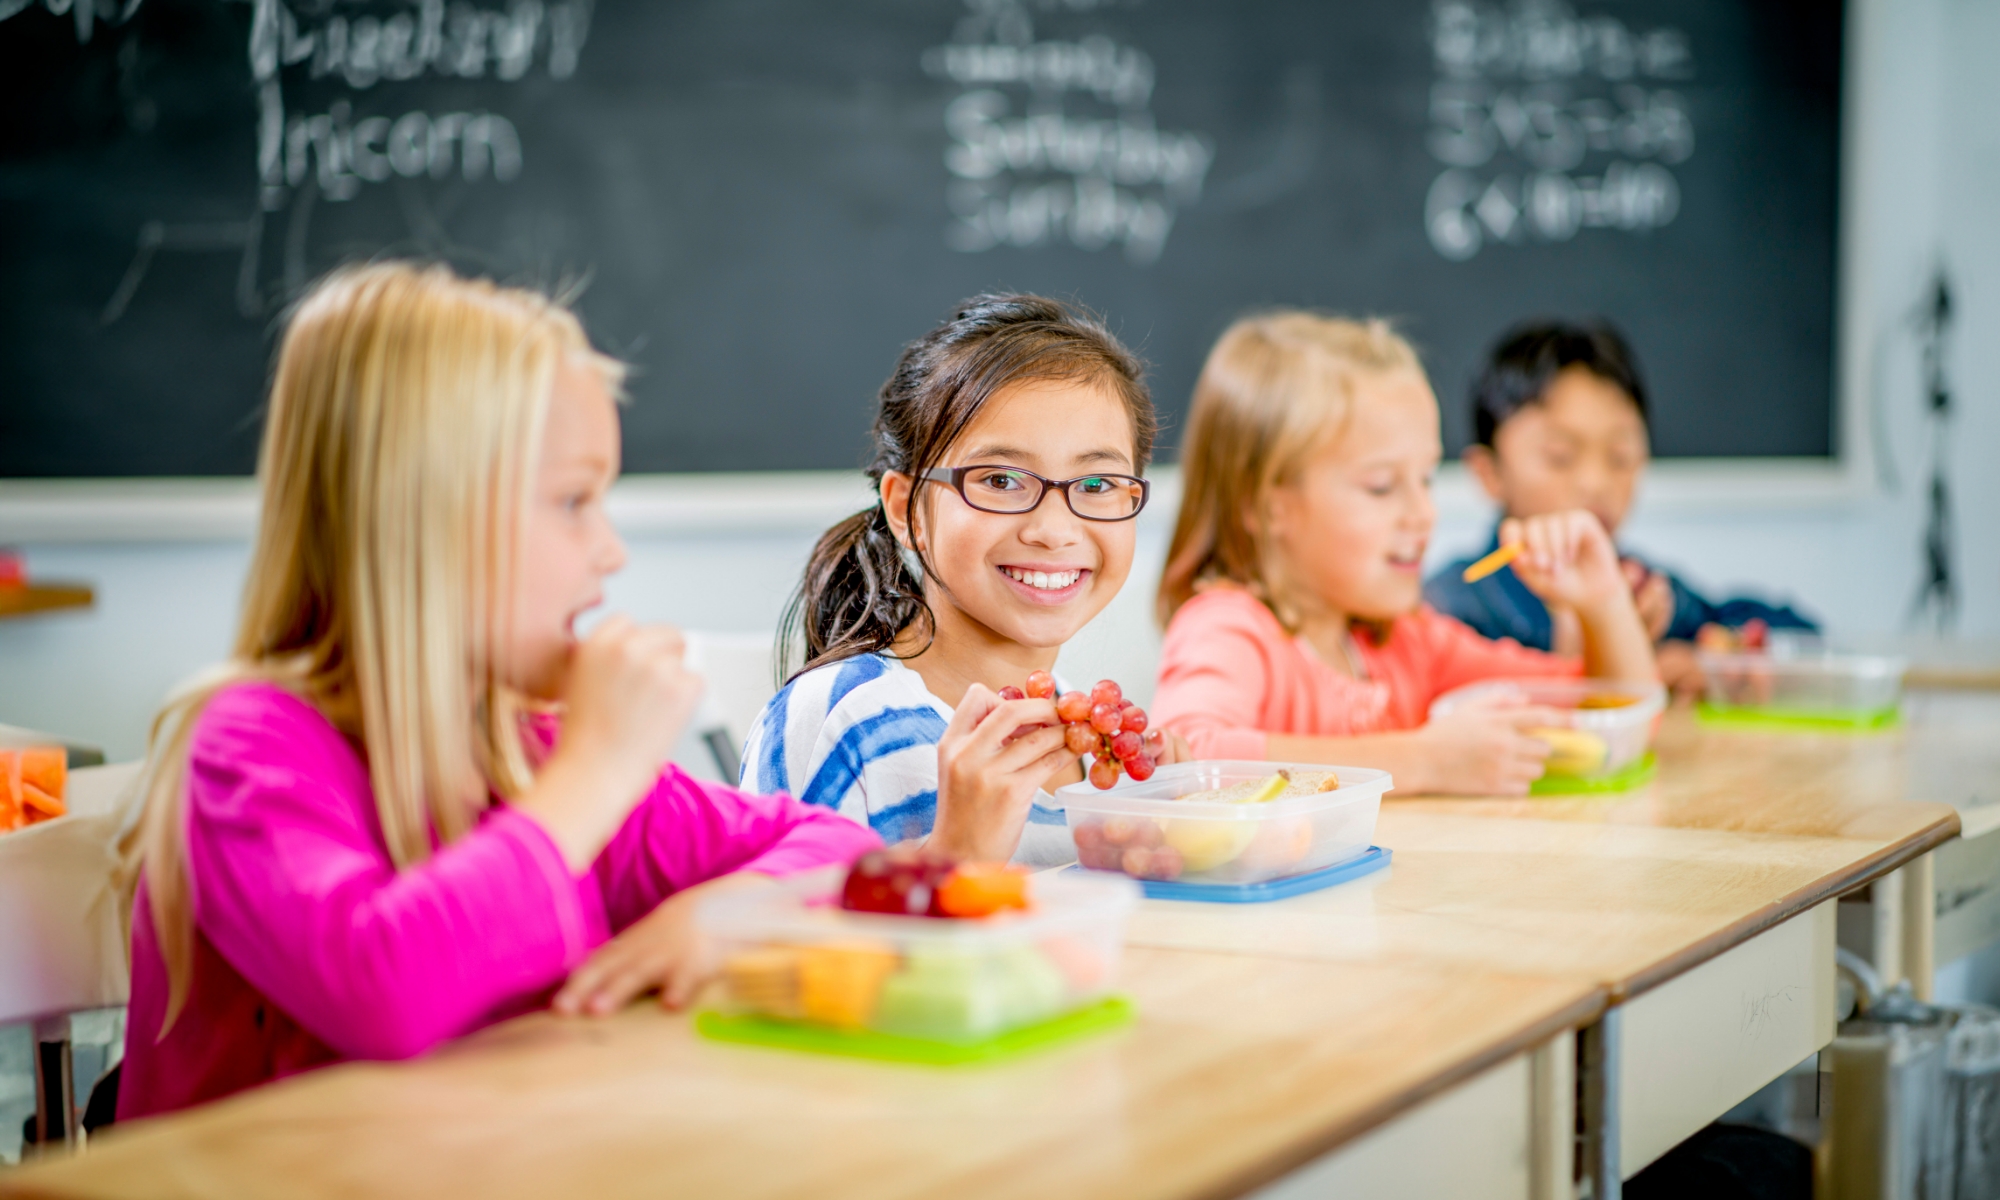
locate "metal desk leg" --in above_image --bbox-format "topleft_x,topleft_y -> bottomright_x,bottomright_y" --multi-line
31,1014 -> 77,1152
1580,1008 -> 1623,1200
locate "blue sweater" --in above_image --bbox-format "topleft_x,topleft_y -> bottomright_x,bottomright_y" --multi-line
1424,526 -> 1818,652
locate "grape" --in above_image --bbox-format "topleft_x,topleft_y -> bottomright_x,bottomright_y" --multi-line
1077,841 -> 1121,871
1024,670 -> 1055,699
1120,846 -> 1153,877
1055,691 -> 1093,722
1144,845 -> 1184,882
1064,723 -> 1100,756
997,685 -> 1025,701
1072,822 -> 1105,854
1109,730 -> 1142,762
1091,679 -> 1123,707
1099,817 -> 1138,846
1089,703 -> 1122,735
1119,705 -> 1147,734
1125,754 -> 1157,782
1089,758 -> 1122,789
1129,819 -> 1163,849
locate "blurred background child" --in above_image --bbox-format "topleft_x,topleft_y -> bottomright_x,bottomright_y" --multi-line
1425,323 -> 1818,698
1152,312 -> 1657,796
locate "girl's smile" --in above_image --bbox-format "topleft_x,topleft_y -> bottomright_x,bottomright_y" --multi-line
997,563 -> 1090,603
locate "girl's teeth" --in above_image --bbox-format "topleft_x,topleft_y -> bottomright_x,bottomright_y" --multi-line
1006,567 -> 1078,590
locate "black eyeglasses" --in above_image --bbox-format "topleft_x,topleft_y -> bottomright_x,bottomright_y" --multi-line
919,465 -> 1149,522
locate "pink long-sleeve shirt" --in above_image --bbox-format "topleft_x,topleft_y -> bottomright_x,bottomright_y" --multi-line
118,682 -> 879,1120
1153,586 -> 1582,760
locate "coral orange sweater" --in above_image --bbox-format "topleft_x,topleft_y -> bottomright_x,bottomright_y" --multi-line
1153,586 -> 1581,760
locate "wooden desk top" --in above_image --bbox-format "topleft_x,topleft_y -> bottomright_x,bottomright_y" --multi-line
1129,708 -> 1958,1002
0,949 -> 1601,1200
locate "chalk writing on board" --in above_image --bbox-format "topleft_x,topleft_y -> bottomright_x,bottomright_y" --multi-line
926,0 -> 1214,265
252,0 -> 588,211
0,0 -> 139,44
50,0 -> 593,323
1422,0 -> 1692,261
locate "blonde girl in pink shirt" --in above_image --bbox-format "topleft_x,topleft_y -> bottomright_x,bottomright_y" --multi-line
116,263 -> 875,1118
1153,313 -> 1658,795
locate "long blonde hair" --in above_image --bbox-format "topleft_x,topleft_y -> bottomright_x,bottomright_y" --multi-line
125,261 -> 624,1032
1158,311 -> 1422,631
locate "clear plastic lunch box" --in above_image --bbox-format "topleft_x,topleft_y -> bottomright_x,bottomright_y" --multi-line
698,868 -> 1139,1047
1697,649 -> 1906,725
1429,678 -> 1666,781
1055,761 -> 1392,886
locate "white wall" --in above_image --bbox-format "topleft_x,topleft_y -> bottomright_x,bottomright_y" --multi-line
3,0 -> 1995,762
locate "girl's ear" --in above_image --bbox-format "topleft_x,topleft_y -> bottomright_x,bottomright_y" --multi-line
1463,445 -> 1506,504
879,472 -> 918,552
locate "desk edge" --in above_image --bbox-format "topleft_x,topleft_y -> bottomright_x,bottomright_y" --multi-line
1177,985 -> 1606,1200
1611,811 -> 1961,1004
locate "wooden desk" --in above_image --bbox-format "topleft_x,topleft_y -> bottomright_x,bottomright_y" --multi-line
0,949 -> 1601,1200
1123,708 -> 1956,1185
0,711 -> 1964,1198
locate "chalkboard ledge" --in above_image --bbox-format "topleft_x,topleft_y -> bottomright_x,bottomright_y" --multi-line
0,460 -> 1859,544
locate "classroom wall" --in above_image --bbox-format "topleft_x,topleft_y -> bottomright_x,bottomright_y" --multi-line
2,0 -> 1996,763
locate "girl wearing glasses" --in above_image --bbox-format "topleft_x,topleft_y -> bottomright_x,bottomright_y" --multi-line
742,294 -> 1184,864
1152,312 -> 1657,796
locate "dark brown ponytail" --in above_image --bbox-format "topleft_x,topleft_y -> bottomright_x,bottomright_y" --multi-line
780,294 -> 1153,681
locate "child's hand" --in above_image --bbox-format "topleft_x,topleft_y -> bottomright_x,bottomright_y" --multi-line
1624,560 -> 1675,642
1143,727 -> 1193,766
553,873 -> 774,1016
1656,641 -> 1705,705
1414,694 -> 1564,795
1500,511 -> 1629,617
561,616 -> 706,799
928,684 -> 1073,862
519,616 -> 707,871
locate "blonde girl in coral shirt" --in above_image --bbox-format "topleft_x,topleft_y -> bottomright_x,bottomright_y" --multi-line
1153,313 -> 1658,796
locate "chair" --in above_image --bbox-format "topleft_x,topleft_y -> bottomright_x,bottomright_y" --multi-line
0,761 -> 141,1151
674,631 -> 781,785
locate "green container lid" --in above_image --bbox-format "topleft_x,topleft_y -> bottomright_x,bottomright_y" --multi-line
695,995 -> 1134,1066
1696,703 -> 1901,734
1530,751 -> 1658,796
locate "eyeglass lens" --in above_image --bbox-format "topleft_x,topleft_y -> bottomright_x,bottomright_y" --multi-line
961,467 -> 1143,518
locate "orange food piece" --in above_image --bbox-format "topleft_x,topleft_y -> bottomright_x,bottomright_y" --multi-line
796,941 -> 899,1029
0,747 -> 67,832
22,782 -> 65,824
1577,695 -> 1638,710
20,746 -> 64,798
935,863 -> 1030,918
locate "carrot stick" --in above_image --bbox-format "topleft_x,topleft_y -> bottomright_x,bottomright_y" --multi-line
1461,542 -> 1523,583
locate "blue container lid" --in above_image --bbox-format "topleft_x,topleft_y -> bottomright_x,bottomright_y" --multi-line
1067,845 -> 1391,903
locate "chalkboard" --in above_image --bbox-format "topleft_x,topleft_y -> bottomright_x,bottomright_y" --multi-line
0,0 -> 1843,477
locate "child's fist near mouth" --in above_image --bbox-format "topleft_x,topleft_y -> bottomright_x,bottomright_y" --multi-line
1499,510 -> 1630,615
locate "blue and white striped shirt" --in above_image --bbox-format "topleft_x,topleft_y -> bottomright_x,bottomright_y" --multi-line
739,653 -> 1076,866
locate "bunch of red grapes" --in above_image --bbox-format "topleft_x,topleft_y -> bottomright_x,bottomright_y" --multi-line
998,671 -> 1158,789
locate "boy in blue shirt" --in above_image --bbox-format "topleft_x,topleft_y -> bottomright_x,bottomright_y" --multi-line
1426,322 -> 1816,695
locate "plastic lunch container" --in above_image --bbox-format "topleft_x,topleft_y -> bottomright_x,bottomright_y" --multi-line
698,868 -> 1139,1047
1429,678 -> 1666,781
1696,648 -> 1906,725
1056,762 -> 1392,886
